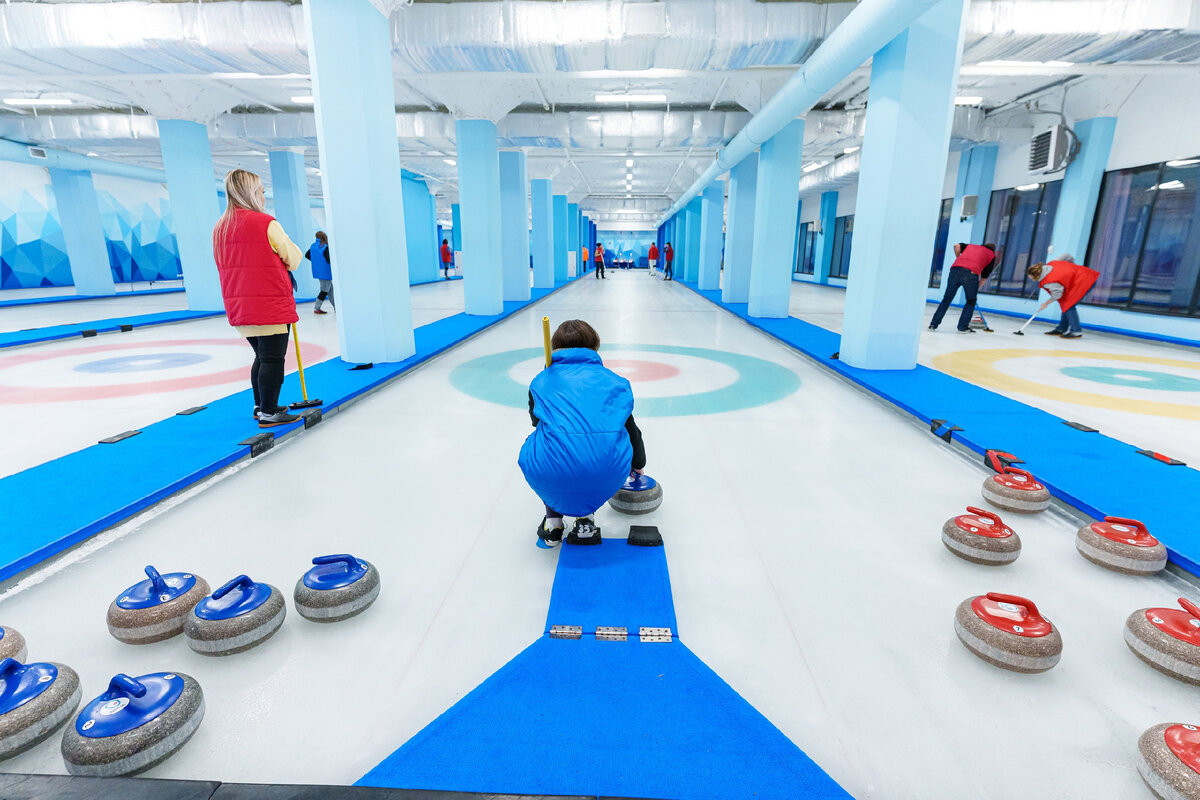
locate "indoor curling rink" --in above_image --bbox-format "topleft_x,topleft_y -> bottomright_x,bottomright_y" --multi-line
0,279 -> 466,477
2,269 -> 1198,799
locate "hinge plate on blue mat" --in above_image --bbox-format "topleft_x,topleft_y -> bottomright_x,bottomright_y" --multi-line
301,409 -> 322,428
639,627 -> 672,643
99,430 -> 141,444
81,329 -> 97,338
176,406 -> 207,416
1064,421 -> 1099,433
596,626 -> 628,641
550,625 -> 582,640
239,432 -> 274,457
119,324 -> 133,332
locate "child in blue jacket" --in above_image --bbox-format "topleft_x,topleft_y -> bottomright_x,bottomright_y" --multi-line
519,320 -> 647,546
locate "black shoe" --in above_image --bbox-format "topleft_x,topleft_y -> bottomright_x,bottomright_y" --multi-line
567,517 -> 601,545
537,517 -> 564,548
258,409 -> 301,428
1060,331 -> 1082,339
253,406 -> 260,420
1045,330 -> 1064,336
957,328 -> 975,333
928,325 -> 937,331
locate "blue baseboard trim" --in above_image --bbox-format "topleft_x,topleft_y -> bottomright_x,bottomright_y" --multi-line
0,286 -> 185,308
410,275 -> 464,286
0,309 -> 224,349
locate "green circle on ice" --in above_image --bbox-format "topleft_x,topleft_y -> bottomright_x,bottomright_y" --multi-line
449,344 -> 801,417
1059,365 -> 1200,392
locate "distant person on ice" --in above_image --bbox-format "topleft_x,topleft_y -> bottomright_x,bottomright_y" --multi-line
929,242 -> 996,333
1027,256 -> 1099,339
648,241 -> 659,276
440,238 -> 453,278
305,231 -> 333,315
519,320 -> 647,548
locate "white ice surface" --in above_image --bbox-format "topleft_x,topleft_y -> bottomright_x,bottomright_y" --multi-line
0,273 -> 1192,798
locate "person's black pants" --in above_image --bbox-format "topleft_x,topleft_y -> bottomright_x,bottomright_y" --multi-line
247,330 -> 290,413
594,261 -> 605,278
664,262 -> 673,280
930,267 -> 980,331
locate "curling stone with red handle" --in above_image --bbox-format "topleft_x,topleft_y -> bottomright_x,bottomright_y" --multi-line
1077,516 -> 1167,576
941,506 -> 1021,566
1125,597 -> 1200,686
954,592 -> 1062,673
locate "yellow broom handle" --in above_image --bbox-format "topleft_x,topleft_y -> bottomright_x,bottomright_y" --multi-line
542,316 -> 552,368
291,323 -> 309,402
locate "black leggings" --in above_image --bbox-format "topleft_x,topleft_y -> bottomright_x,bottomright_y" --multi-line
594,260 -> 605,278
247,330 -> 290,413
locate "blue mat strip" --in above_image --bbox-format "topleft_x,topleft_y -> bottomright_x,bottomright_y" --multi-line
0,287 -> 185,308
0,280 -> 577,584
359,538 -> 851,799
0,309 -> 224,349
681,281 -> 1200,575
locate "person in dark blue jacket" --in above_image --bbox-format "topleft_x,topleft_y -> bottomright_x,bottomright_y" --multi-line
305,231 -> 334,314
519,320 -> 647,547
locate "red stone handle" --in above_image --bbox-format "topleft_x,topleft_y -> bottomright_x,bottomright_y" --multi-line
1105,516 -> 1147,536
966,506 -> 1001,523
1179,598 -> 1200,621
986,592 -> 1041,620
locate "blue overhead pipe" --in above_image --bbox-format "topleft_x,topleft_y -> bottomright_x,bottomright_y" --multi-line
660,0 -> 942,224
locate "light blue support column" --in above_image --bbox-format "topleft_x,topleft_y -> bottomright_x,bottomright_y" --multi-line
840,0 -> 967,370
47,168 -> 114,296
697,182 -> 725,291
304,0 -> 414,362
455,119 -> 504,315
813,190 -> 839,284
722,153 -> 757,303
1048,116 -> 1117,262
158,119 -> 223,311
942,144 -> 998,274
684,198 -> 702,282
401,175 -> 438,284
675,211 -> 687,277
268,149 -> 317,297
552,195 -> 568,282
499,150 -> 530,301
531,179 -> 554,288
747,118 -> 805,317
451,203 -> 462,258
567,202 -> 580,277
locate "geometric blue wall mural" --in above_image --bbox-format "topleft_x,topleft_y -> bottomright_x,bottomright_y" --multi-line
0,165 -> 72,289
94,174 -> 181,284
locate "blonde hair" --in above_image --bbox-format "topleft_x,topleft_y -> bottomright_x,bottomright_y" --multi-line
213,169 -> 265,257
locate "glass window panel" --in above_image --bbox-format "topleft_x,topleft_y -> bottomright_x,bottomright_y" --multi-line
929,198 -> 953,288
1086,165 -> 1160,307
1128,162 -> 1200,314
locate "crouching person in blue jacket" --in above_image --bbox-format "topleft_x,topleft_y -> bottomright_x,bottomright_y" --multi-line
519,319 -> 647,547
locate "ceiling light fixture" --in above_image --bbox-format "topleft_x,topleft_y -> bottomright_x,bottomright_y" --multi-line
595,93 -> 668,104
976,60 -> 1074,68
954,96 -> 983,106
802,161 -> 827,173
86,152 -> 99,157
626,173 -> 633,180
291,95 -> 315,104
1152,180 -> 1186,191
843,146 -> 860,154
1015,183 -> 1041,192
444,158 -> 456,166
4,97 -> 73,107
1166,158 -> 1200,168
626,159 -> 633,167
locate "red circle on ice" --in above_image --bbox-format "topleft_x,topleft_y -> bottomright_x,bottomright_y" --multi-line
604,359 -> 681,383
0,339 -> 327,403
1165,724 -> 1200,776
971,595 -> 1054,638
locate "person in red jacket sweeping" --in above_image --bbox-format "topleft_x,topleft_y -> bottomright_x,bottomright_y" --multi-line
440,238 -> 453,278
663,242 -> 674,281
1027,256 -> 1099,339
212,169 -> 305,427
648,242 -> 659,276
929,242 -> 996,333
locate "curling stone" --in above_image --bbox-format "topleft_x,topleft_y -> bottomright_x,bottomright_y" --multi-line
954,592 -> 1062,673
1137,723 -> 1200,800
183,575 -> 285,656
0,658 -> 81,761
1077,516 -> 1167,576
0,627 -> 26,663
607,472 -> 663,515
981,467 -> 1051,514
62,672 -> 203,777
294,554 -> 380,623
941,506 -> 1021,566
1124,597 -> 1200,686
107,566 -> 210,645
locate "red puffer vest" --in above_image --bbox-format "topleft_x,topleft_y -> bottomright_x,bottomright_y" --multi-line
213,209 -> 297,327
951,244 -> 995,276
1040,260 -> 1100,311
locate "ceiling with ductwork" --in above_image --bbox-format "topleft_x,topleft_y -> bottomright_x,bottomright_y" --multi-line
0,0 -> 1196,226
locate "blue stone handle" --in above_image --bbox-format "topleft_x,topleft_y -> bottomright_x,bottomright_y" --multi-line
212,574 -> 255,600
106,673 -> 147,698
0,658 -> 21,680
144,565 -> 168,595
312,554 -> 361,571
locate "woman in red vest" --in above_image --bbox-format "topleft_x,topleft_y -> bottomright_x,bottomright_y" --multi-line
1027,256 -> 1099,339
212,169 -> 304,428
929,242 -> 996,332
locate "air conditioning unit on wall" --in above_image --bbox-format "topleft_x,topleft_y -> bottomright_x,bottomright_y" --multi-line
1029,125 -> 1070,175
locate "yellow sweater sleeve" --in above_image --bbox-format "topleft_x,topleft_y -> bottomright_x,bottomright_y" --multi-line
266,220 -> 303,271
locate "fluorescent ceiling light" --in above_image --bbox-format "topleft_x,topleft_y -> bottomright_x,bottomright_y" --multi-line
843,146 -> 859,154
291,95 -> 314,104
1167,158 -> 1200,168
626,159 -> 634,167
443,158 -> 456,165
977,60 -> 1074,68
626,193 -> 632,198
4,97 -> 72,107
1015,183 -> 1041,191
954,96 -> 983,106
594,93 -> 667,104
626,173 -> 633,180
1151,180 -> 1186,191
802,161 -> 827,173
86,151 -> 98,157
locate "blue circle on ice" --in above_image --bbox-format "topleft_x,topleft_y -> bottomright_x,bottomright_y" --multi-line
449,344 -> 801,417
1059,366 -> 1200,392
74,353 -> 210,373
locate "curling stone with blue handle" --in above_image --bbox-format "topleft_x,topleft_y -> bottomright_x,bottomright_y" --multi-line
183,575 -> 285,656
61,672 -> 203,776
107,566 -> 210,645
0,658 -> 81,761
0,627 -> 26,663
294,554 -> 380,623
607,471 -> 663,515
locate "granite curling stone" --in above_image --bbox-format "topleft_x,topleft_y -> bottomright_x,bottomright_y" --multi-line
107,565 -> 210,645
183,575 -> 285,656
607,471 -> 663,515
1137,723 -> 1200,800
61,672 -> 203,777
0,658 -> 81,761
1124,597 -> 1200,686
954,592 -> 1062,673
1077,516 -> 1167,576
0,626 -> 27,663
981,467 -> 1051,514
294,554 -> 380,623
942,506 -> 1021,566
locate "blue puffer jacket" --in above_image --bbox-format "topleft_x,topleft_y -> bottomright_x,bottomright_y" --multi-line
307,241 -> 332,280
519,348 -> 634,517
